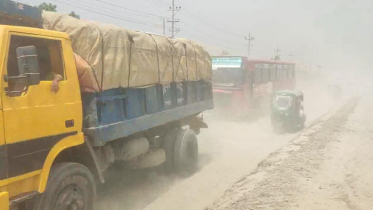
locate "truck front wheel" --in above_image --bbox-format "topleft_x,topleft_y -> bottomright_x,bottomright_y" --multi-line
34,162 -> 96,210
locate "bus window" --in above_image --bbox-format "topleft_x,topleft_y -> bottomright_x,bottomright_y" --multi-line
262,64 -> 269,82
283,68 -> 288,79
254,69 -> 262,83
262,69 -> 269,82
284,65 -> 289,78
276,65 -> 282,80
282,64 -> 290,79
270,64 -> 276,81
291,65 -> 295,78
255,64 -> 263,69
287,65 -> 292,79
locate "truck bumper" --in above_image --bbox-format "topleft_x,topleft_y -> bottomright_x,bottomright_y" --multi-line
0,192 -> 9,210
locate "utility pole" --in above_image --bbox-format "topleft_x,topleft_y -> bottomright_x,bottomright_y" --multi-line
245,33 -> 255,58
168,0 -> 181,38
274,47 -> 281,60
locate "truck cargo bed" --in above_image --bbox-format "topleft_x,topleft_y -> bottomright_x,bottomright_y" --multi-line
82,80 -> 213,146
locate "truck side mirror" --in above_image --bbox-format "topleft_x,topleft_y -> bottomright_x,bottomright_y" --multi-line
16,46 -> 40,86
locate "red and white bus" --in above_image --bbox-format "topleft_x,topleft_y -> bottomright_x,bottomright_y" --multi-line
212,56 -> 296,114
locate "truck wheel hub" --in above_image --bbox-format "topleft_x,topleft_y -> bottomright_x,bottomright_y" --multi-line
55,186 -> 84,210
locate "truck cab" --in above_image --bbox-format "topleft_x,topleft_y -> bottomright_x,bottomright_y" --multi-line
0,25 -> 85,209
0,1 -> 213,209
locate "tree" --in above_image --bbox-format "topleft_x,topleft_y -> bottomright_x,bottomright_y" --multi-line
38,3 -> 57,12
274,55 -> 281,60
69,11 -> 80,19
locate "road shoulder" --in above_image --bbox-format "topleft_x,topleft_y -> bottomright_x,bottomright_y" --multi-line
206,98 -> 367,210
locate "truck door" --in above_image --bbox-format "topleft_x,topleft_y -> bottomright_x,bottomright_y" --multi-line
1,33 -> 81,181
0,111 -> 7,182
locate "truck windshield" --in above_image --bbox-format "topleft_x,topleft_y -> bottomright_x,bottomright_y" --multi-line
212,68 -> 245,87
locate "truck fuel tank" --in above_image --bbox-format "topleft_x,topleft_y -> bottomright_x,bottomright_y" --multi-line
113,137 -> 149,161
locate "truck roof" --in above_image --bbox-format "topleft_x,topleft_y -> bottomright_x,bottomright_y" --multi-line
0,24 -> 70,39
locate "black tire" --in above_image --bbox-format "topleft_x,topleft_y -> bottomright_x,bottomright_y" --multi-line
299,115 -> 306,130
34,162 -> 96,210
174,129 -> 198,176
162,129 -> 178,172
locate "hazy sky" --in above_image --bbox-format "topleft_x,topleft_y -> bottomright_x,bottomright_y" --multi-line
19,0 -> 373,78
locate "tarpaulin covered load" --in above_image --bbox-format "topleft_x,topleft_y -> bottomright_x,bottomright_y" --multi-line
149,34 -> 173,84
42,11 -> 212,92
171,38 -> 211,82
175,38 -> 197,81
127,30 -> 158,87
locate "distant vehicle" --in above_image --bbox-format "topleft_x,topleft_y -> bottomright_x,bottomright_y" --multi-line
212,56 -> 296,116
271,90 -> 306,132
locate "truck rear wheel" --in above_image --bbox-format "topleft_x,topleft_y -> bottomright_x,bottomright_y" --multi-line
174,129 -> 198,175
34,162 -> 96,210
162,128 -> 178,172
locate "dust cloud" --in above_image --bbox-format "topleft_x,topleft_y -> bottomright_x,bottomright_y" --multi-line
90,0 -> 372,209
95,72 -> 342,210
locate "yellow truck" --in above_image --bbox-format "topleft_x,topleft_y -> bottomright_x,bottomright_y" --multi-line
0,1 -> 213,209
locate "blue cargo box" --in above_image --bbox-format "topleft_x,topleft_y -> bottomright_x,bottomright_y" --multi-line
0,0 -> 42,27
83,80 -> 214,146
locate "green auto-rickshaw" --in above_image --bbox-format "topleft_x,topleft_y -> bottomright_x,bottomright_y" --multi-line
271,90 -> 306,132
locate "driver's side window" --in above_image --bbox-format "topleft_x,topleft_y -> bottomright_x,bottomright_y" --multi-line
6,35 -> 65,96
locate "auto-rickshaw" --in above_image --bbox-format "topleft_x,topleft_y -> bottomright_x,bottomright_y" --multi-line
271,90 -> 306,132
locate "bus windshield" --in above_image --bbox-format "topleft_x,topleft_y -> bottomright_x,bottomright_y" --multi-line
212,68 -> 245,87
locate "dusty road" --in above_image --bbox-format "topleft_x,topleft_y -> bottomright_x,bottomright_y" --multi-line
206,96 -> 373,210
96,82 -> 340,210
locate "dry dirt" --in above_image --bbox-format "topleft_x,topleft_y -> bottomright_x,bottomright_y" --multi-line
206,96 -> 373,210
96,80 -> 345,210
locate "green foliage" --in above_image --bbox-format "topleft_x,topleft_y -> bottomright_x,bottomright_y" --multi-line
38,3 -> 57,12
69,11 -> 80,19
37,3 -> 80,19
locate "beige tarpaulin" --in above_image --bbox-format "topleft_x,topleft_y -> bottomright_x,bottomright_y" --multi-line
193,43 -> 204,81
149,34 -> 173,84
42,12 -> 211,92
127,30 -> 158,87
185,40 -> 197,81
203,49 -> 212,80
173,38 -> 196,81
175,38 -> 212,81
172,39 -> 187,82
